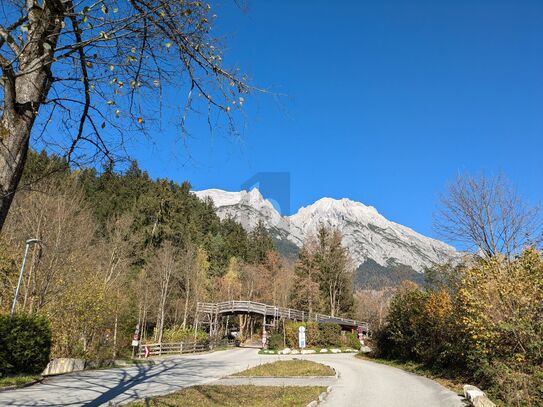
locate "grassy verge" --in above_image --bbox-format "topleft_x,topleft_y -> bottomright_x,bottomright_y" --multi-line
233,360 -> 335,377
127,385 -> 326,406
356,354 -> 466,394
0,375 -> 41,389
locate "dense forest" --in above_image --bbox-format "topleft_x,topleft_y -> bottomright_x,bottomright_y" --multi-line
0,151 -> 355,360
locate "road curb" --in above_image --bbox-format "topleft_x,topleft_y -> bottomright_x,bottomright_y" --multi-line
0,378 -> 42,393
307,384 -> 333,406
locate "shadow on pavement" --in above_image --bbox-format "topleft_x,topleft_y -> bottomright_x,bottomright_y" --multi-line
0,356 -> 230,406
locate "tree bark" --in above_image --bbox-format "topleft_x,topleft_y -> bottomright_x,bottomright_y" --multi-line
0,2 -> 62,230
0,115 -> 33,230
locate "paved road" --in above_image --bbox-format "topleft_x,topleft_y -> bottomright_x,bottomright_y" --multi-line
0,348 -> 264,406
292,353 -> 465,407
0,349 -> 465,406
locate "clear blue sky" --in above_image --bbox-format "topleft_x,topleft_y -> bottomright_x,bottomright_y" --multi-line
127,0 -> 543,240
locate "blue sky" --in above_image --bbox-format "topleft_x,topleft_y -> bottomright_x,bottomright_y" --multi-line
128,0 -> 543,241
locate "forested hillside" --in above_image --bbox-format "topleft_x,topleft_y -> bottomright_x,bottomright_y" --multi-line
0,151 -> 357,361
0,151 -> 288,359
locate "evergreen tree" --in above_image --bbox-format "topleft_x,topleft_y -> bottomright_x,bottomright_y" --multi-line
291,225 -> 355,317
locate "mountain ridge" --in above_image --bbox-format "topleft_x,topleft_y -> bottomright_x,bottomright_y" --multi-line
194,188 -> 457,281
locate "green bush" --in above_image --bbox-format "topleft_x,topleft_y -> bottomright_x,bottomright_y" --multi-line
318,323 -> 341,347
0,314 -> 51,376
346,332 -> 361,349
284,321 -> 319,348
267,333 -> 284,350
283,321 -> 345,348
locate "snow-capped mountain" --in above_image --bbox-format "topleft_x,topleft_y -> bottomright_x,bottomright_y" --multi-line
194,188 -> 457,278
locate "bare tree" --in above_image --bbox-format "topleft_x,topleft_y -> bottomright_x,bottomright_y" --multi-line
0,0 -> 250,230
435,173 -> 541,258
355,288 -> 393,331
150,241 -> 177,343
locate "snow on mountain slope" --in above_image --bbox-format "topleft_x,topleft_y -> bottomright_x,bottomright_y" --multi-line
194,188 -> 457,273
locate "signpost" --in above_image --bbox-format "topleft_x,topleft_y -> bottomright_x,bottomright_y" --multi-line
261,330 -> 268,349
357,325 -> 365,346
298,325 -> 306,349
131,324 -> 140,358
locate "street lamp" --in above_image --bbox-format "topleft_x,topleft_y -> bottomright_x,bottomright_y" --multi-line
10,238 -> 41,317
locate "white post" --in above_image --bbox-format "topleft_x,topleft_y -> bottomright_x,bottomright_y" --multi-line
10,239 -> 39,317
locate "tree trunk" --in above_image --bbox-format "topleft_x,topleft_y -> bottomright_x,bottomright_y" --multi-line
113,314 -> 118,359
182,285 -> 190,329
0,3 -> 62,231
0,116 -> 32,230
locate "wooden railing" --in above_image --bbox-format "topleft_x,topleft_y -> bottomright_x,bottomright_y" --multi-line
137,339 -> 234,358
197,300 -> 370,331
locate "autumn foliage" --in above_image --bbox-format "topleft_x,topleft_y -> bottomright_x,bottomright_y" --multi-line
376,249 -> 543,406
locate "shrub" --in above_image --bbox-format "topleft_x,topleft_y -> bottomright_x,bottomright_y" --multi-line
160,326 -> 208,343
377,281 -> 428,360
284,321 -> 319,348
0,314 -> 51,376
318,323 -> 341,347
267,333 -> 284,350
376,250 -> 543,406
346,332 -> 361,349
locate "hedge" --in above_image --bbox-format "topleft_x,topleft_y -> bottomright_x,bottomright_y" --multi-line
0,314 -> 51,376
277,321 -> 344,349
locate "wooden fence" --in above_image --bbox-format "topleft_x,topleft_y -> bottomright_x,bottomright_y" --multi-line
136,340 -> 232,358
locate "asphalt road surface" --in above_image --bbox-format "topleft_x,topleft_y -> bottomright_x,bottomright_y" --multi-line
0,348 -> 465,406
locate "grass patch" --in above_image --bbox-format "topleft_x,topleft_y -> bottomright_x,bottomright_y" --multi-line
233,360 -> 335,377
356,354 -> 465,394
128,385 -> 325,406
0,375 -> 40,389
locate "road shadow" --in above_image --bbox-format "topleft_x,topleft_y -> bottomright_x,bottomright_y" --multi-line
0,356 -> 231,406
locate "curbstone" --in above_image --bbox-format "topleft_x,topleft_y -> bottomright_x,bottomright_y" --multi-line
305,383 -> 334,406
42,358 -> 85,376
463,385 -> 496,407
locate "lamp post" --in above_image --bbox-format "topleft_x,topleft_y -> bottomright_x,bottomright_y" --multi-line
10,238 -> 40,317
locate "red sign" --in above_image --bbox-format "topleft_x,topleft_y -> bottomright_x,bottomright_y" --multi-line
144,345 -> 150,358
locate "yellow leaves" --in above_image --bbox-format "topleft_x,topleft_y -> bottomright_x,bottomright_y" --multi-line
425,290 -> 452,323
137,117 -> 144,124
165,42 -> 172,48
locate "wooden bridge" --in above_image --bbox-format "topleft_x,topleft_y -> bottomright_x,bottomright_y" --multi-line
196,300 -> 370,334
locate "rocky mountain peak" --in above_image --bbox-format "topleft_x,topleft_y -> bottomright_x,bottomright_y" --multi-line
194,188 -> 457,278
